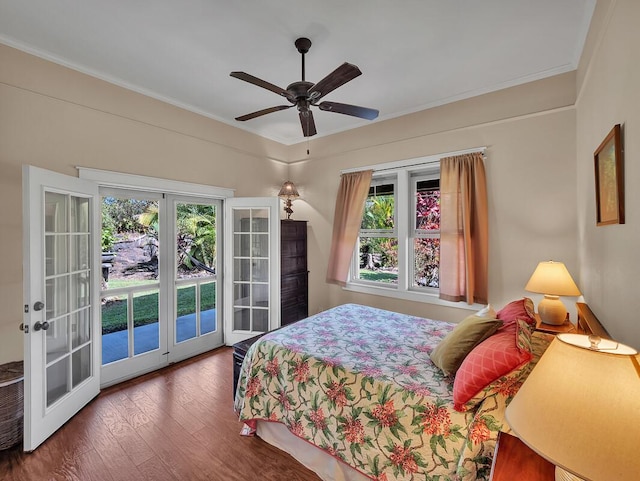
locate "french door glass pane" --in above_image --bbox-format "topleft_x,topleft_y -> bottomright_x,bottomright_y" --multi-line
200,281 -> 216,335
47,357 -> 70,407
72,345 -> 92,388
70,234 -> 90,271
133,287 -> 159,355
45,192 -> 68,233
70,197 -> 90,232
101,195 -> 160,363
101,293 -> 128,364
174,201 -> 217,343
46,277 -> 68,319
46,316 -> 69,363
43,190 -> 94,408
232,208 -> 270,332
72,308 -> 91,348
45,235 -> 68,276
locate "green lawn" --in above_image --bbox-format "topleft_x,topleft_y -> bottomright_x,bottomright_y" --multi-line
359,269 -> 398,283
102,281 -> 216,334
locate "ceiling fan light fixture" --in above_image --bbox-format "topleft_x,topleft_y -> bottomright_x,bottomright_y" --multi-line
230,37 -> 379,137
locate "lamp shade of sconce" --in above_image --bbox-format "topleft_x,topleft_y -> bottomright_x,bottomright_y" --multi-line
278,181 -> 300,219
506,334 -> 640,481
525,261 -> 580,325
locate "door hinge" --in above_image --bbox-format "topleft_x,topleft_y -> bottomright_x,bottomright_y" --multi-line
24,304 -> 29,313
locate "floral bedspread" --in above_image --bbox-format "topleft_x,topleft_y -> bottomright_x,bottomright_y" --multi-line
234,304 -> 551,481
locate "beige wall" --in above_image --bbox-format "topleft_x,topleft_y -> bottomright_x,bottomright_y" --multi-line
292,102 -> 578,323
576,0 -> 640,349
0,44 -> 288,364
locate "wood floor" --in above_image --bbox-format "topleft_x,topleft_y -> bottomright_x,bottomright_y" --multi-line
0,347 -> 322,481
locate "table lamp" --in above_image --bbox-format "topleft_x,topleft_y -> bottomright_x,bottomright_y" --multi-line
505,333 -> 640,481
525,261 -> 580,325
278,181 -> 300,220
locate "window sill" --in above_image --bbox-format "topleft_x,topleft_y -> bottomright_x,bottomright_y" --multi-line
343,282 -> 484,312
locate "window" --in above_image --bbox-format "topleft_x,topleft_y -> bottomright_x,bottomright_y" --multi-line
350,163 -> 441,297
357,179 -> 398,284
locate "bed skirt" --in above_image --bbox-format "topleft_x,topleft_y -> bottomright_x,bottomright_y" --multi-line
256,421 -> 371,481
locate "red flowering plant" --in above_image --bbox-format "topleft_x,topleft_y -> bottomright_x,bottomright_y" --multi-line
414,189 -> 441,288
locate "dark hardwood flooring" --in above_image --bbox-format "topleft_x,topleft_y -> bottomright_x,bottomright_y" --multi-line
0,347 -> 321,481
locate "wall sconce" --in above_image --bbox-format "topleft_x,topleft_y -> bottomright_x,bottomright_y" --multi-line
278,181 -> 300,220
525,261 -> 580,325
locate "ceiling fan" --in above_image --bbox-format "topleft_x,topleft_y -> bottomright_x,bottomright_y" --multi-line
230,37 -> 379,137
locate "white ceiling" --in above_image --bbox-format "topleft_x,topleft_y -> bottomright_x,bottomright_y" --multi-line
0,0 -> 595,145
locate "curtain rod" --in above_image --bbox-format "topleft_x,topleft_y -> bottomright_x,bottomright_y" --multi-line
340,146 -> 486,174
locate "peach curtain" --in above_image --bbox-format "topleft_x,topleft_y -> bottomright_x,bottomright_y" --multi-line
439,152 -> 488,304
326,170 -> 373,286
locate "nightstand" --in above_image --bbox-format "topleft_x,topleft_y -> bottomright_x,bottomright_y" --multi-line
534,313 -> 576,335
490,431 -> 554,480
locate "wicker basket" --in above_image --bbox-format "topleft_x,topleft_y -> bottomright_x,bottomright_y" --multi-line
0,361 -> 24,450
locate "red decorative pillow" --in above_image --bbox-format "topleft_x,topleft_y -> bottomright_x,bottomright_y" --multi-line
496,297 -> 536,327
452,320 -> 532,411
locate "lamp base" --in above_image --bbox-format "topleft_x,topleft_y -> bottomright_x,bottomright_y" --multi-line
538,295 -> 567,325
555,466 -> 584,481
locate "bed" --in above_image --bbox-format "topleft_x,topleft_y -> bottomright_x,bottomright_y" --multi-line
234,301 -> 604,480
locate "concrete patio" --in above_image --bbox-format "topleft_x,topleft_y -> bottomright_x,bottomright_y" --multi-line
102,309 -> 216,364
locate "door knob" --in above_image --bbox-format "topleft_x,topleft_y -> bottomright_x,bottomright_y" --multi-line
33,301 -> 45,311
33,321 -> 50,331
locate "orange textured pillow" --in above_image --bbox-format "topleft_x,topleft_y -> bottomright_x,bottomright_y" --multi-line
452,320 -> 532,411
496,297 -> 536,327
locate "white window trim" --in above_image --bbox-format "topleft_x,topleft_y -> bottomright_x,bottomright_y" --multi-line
345,149 -> 486,312
77,167 -> 235,199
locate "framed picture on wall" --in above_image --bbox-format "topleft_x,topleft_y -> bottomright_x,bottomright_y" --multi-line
594,124 -> 624,225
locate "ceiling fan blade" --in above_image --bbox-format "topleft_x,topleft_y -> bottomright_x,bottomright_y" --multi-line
308,63 -> 362,101
235,105 -> 293,121
230,72 -> 293,100
318,101 -> 379,120
299,110 -> 317,137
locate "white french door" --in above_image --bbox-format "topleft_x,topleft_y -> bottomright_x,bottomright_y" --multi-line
166,195 -> 223,363
22,166 -> 101,451
224,197 -> 280,345
100,190 -> 224,385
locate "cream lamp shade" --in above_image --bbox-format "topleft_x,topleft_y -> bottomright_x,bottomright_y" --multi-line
278,181 -> 300,219
525,261 -> 580,325
505,334 -> 640,481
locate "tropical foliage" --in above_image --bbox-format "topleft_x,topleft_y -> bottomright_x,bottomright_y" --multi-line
101,198 -> 217,271
414,190 -> 440,288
